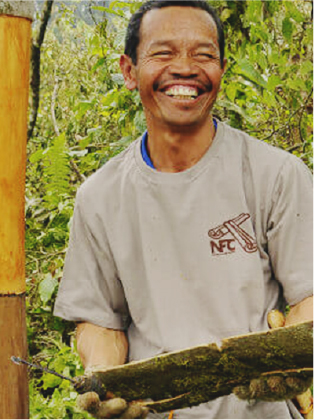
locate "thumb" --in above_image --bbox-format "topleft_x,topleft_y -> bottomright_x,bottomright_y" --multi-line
267,310 -> 286,329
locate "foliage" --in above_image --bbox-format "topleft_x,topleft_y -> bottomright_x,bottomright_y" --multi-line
26,0 -> 312,417
29,340 -> 92,419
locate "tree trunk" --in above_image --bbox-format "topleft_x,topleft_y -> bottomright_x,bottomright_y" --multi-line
27,0 -> 54,140
0,2 -> 34,418
75,322 -> 313,412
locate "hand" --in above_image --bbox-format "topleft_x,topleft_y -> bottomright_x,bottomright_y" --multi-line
233,373 -> 313,402
76,392 -> 149,419
233,310 -> 313,403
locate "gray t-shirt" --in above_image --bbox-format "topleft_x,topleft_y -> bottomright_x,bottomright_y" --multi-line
54,121 -> 312,419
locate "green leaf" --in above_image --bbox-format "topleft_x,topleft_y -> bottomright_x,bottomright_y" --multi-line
38,273 -> 58,305
263,89 -> 277,108
282,17 -> 293,42
78,136 -> 93,150
91,57 -> 105,72
92,6 -> 126,18
42,372 -> 62,390
245,0 -> 263,25
285,2 -> 305,23
115,136 -> 133,148
267,75 -> 282,92
43,133 -> 70,207
220,8 -> 232,22
266,1 -> 280,14
287,78 -> 306,91
134,111 -> 147,133
75,101 -> 93,120
226,84 -> 237,102
109,1 -> 134,10
102,90 -> 119,107
29,149 -> 44,164
237,59 -> 267,89
300,60 -> 313,76
217,99 -> 254,124
256,51 -> 268,71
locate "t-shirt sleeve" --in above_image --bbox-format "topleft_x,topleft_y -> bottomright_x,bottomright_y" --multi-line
267,154 -> 313,305
53,187 -> 130,330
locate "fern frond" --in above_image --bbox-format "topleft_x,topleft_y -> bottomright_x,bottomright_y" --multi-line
43,132 -> 70,207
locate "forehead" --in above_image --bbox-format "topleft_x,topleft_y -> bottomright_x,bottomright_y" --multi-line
139,6 -> 219,48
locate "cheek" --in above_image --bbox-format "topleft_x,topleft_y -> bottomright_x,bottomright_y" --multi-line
207,67 -> 224,86
138,65 -> 166,93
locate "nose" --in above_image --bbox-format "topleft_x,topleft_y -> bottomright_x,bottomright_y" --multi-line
169,55 -> 199,78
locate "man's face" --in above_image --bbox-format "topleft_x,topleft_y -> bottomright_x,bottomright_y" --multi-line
121,6 -> 226,129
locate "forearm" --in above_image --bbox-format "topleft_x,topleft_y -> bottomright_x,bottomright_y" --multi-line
76,322 -> 128,371
285,295 -> 313,327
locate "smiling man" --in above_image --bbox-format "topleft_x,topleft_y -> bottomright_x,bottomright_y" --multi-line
120,2 -> 225,172
54,1 -> 313,419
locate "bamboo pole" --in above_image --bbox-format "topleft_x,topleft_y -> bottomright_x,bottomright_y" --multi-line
0,2 -> 34,418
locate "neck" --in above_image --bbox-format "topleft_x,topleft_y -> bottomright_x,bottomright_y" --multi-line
146,116 -> 215,173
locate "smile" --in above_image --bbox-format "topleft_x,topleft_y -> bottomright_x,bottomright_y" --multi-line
162,85 -> 203,100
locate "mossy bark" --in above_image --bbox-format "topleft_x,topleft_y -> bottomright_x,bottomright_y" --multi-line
75,322 -> 313,412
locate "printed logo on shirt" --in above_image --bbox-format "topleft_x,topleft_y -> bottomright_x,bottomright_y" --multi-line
208,213 -> 258,256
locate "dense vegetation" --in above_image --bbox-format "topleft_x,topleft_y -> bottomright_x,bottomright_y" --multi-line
26,1 -> 313,417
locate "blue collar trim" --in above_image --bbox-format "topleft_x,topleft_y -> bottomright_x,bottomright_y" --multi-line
141,131 -> 155,169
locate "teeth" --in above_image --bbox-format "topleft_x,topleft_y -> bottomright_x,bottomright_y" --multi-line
165,85 -> 198,98
169,95 -> 195,100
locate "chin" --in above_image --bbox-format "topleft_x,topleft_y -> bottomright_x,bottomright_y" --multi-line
162,114 -> 210,129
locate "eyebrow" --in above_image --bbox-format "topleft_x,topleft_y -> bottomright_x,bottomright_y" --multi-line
195,42 -> 218,50
149,40 -> 218,50
149,40 -> 175,48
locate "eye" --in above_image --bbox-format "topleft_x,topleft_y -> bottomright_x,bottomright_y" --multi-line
197,53 -> 215,59
152,51 -> 172,57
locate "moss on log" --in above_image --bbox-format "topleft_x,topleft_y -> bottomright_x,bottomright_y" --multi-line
74,322 -> 313,412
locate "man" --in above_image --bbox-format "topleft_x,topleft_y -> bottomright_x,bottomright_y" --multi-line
54,1 -> 313,418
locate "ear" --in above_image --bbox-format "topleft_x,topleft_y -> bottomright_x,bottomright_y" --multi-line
120,55 -> 138,90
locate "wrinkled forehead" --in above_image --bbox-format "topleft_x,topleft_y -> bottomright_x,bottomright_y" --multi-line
139,6 -> 219,49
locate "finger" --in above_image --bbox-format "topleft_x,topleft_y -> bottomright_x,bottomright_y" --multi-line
266,376 -> 287,396
77,392 -> 100,414
96,398 -> 128,419
139,407 -> 150,419
233,384 -> 251,400
285,376 -> 313,395
233,378 -> 270,401
249,377 -> 271,400
297,389 -> 313,419
234,377 -> 287,402
267,310 -> 286,329
120,403 -> 147,419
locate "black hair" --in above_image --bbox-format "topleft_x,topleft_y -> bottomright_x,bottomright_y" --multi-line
124,0 -> 225,68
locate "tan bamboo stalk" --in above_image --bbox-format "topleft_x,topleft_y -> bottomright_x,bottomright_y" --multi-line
0,2 -> 34,418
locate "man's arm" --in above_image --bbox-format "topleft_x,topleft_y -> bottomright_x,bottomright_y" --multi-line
285,295 -> 313,327
75,323 -> 149,418
75,296 -> 313,372
76,322 -> 128,372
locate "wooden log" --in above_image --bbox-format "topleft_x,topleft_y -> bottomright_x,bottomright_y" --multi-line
0,296 -> 28,418
0,2 -> 34,418
75,322 -> 313,412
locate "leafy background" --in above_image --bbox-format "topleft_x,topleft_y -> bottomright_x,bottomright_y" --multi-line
26,1 -> 312,417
